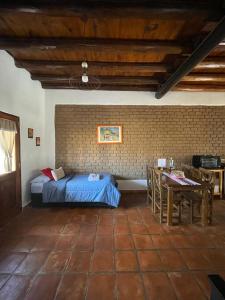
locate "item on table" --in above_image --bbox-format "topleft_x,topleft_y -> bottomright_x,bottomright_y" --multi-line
157,158 -> 167,169
171,170 -> 185,178
169,157 -> 175,170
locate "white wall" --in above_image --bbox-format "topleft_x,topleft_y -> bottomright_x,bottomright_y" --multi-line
45,89 -> 225,169
0,51 -> 46,207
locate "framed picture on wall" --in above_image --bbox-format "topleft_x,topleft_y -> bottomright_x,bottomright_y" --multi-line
36,137 -> 40,146
97,125 -> 122,144
28,128 -> 33,138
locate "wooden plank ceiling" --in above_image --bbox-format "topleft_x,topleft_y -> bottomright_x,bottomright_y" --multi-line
0,0 -> 225,96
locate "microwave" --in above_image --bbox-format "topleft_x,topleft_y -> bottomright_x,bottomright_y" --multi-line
192,155 -> 221,169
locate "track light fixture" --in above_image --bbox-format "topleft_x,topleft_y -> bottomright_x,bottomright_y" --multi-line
81,61 -> 88,83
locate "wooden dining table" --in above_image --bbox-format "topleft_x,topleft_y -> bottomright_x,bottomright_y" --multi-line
158,171 -> 210,226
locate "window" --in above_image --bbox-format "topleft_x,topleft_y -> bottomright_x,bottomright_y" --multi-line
0,118 -> 17,175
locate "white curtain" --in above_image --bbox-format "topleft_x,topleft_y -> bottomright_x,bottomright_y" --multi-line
0,118 -> 17,132
0,118 -> 17,174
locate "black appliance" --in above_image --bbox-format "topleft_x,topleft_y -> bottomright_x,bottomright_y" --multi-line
192,155 -> 221,169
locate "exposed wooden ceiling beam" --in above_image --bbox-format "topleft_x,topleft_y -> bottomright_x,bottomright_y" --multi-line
182,74 -> 225,82
37,73 -> 225,86
195,57 -> 225,69
41,83 -> 157,91
36,75 -> 159,85
0,37 -> 187,54
155,15 -> 225,99
42,82 -> 225,92
0,1 -> 223,20
15,60 -> 168,73
174,84 -> 225,92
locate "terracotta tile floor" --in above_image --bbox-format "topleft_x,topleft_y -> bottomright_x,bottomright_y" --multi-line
1,194 -> 225,299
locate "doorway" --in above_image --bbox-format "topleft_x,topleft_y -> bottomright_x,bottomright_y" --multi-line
0,111 -> 21,227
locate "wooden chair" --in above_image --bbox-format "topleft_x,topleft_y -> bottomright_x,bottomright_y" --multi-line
180,164 -> 201,223
146,165 -> 154,209
153,168 -> 164,222
181,163 -> 194,178
199,168 -> 215,224
153,168 -> 182,224
181,164 -> 214,224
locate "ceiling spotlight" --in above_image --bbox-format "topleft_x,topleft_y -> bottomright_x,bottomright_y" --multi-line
82,74 -> 89,83
82,61 -> 88,69
81,61 -> 88,83
69,61 -> 100,89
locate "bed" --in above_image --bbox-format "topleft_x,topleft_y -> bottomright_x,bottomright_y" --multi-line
30,173 -> 121,208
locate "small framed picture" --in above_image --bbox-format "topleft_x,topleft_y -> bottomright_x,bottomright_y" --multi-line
97,125 -> 122,144
28,128 -> 33,138
36,137 -> 40,146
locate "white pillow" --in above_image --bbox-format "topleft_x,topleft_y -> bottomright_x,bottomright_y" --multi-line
51,167 -> 65,181
30,175 -> 50,184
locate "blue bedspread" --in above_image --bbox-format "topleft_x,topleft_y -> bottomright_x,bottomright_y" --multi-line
42,175 -> 72,203
42,173 -> 120,207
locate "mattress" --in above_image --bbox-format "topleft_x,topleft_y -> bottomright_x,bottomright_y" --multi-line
30,174 -> 51,194
31,182 -> 45,194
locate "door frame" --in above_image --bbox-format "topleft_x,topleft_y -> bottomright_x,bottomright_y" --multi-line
0,111 -> 21,211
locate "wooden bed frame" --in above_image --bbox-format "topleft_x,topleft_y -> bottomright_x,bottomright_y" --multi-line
30,193 -> 114,208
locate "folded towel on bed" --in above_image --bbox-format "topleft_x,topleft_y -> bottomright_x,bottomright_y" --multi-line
88,173 -> 100,181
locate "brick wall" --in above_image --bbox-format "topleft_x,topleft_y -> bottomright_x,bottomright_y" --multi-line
55,105 -> 225,179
